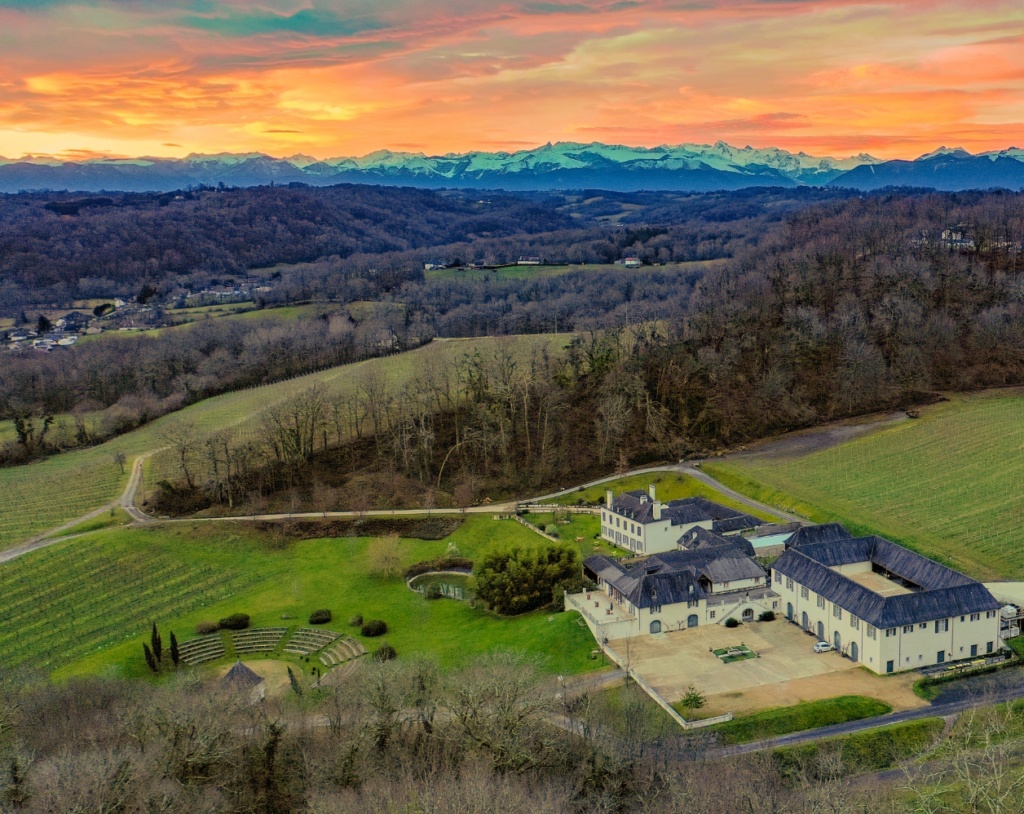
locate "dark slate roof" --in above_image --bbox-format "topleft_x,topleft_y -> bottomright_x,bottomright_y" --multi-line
772,536 -> 999,628
585,546 -> 766,610
712,514 -> 762,535
678,526 -> 756,558
786,523 -> 854,548
609,493 -> 765,530
221,660 -> 264,689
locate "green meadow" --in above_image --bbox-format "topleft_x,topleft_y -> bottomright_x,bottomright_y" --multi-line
425,260 -> 722,283
0,515 -> 603,680
706,389 -> 1024,580
544,470 -> 778,522
0,334 -> 572,550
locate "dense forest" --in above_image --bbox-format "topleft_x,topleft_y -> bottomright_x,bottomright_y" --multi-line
0,185 -> 851,307
145,190 -> 1024,513
1,654 -> 1013,814
4,186 -> 1024,489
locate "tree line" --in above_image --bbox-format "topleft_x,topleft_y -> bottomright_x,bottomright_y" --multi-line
149,189 -> 1024,513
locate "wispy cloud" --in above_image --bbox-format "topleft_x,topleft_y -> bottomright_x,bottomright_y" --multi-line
0,0 -> 1020,159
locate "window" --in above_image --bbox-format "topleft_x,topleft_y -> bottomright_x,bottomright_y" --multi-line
970,613 -> 981,622
987,641 -> 994,653
987,610 -> 996,619
867,625 -> 877,640
886,660 -> 894,673
775,572 -> 783,585
833,605 -> 842,620
722,581 -> 730,588
850,615 -> 859,630
687,600 -> 698,608
772,601 -> 778,610
801,586 -> 809,599
919,623 -> 927,630
786,577 -> 793,590
971,644 -> 978,657
709,610 -> 716,619
960,615 -> 966,622
817,596 -> 826,609
903,625 -> 913,634
651,604 -> 661,613
935,619 -> 949,633
886,628 -> 896,637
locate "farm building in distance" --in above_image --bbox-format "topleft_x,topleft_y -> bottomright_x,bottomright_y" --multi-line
772,527 -> 1002,673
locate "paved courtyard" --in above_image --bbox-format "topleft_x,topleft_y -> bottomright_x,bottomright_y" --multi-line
609,619 -> 926,716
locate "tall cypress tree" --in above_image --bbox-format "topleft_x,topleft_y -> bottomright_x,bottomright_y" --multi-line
169,631 -> 180,667
151,622 -> 162,663
142,643 -> 158,673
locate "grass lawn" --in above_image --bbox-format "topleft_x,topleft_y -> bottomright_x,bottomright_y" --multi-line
545,471 -> 778,522
0,334 -> 572,551
705,390 -> 1024,580
425,260 -> 721,283
59,507 -> 134,537
773,718 -> 945,774
713,645 -> 757,663
19,514 -> 603,681
704,695 -> 893,744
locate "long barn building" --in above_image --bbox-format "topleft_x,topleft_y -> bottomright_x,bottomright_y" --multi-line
771,526 -> 1001,673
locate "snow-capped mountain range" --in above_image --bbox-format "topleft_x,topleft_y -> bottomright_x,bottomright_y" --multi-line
0,141 -> 1022,193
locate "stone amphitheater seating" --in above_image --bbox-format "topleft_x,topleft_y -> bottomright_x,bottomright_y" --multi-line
319,636 -> 366,668
231,628 -> 287,654
178,635 -> 226,666
283,627 -> 341,655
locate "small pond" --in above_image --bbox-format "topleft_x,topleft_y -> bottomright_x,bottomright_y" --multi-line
408,572 -> 473,601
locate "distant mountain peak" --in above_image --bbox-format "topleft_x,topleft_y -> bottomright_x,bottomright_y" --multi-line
917,146 -> 971,160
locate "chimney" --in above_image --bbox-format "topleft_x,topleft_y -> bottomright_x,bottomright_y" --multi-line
653,502 -> 662,521
648,484 -> 657,501
606,489 -> 614,508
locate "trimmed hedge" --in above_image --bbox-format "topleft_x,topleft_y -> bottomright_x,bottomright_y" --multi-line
309,609 -> 332,625
218,613 -> 250,631
404,557 -> 473,579
195,620 -> 219,635
361,619 -> 388,637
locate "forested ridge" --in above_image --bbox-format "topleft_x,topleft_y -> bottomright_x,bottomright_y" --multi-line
3,186 -> 1024,491
142,190 -> 1024,514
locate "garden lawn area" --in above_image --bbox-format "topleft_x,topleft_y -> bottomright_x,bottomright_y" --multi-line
713,645 -> 757,663
0,334 -> 572,550
705,390 -> 1024,581
36,514 -> 602,681
704,696 -> 893,745
545,471 -> 777,522
521,512 -> 604,557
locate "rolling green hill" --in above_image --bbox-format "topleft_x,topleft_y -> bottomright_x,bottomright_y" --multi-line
0,335 -> 571,550
706,390 -> 1024,581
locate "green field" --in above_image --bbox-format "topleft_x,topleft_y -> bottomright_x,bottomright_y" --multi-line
425,260 -> 722,283
2,515 -> 603,680
0,334 -> 571,550
706,390 -> 1024,580
704,696 -> 892,744
544,471 -> 778,522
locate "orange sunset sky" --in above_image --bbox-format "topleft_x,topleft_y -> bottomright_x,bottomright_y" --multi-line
1,0 -> 1022,161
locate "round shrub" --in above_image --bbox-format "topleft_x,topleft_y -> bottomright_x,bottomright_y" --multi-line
374,642 -> 397,662
309,609 -> 332,625
758,610 -> 776,622
195,620 -> 219,635
361,619 -> 388,637
724,617 -> 740,628
218,613 -> 251,631
348,614 -> 363,627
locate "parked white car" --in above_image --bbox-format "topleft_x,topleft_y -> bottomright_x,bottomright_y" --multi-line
813,641 -> 835,653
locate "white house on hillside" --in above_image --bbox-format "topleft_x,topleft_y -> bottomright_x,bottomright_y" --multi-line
600,486 -> 762,555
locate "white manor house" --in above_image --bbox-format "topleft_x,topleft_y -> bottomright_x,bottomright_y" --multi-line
568,518 -> 1003,675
